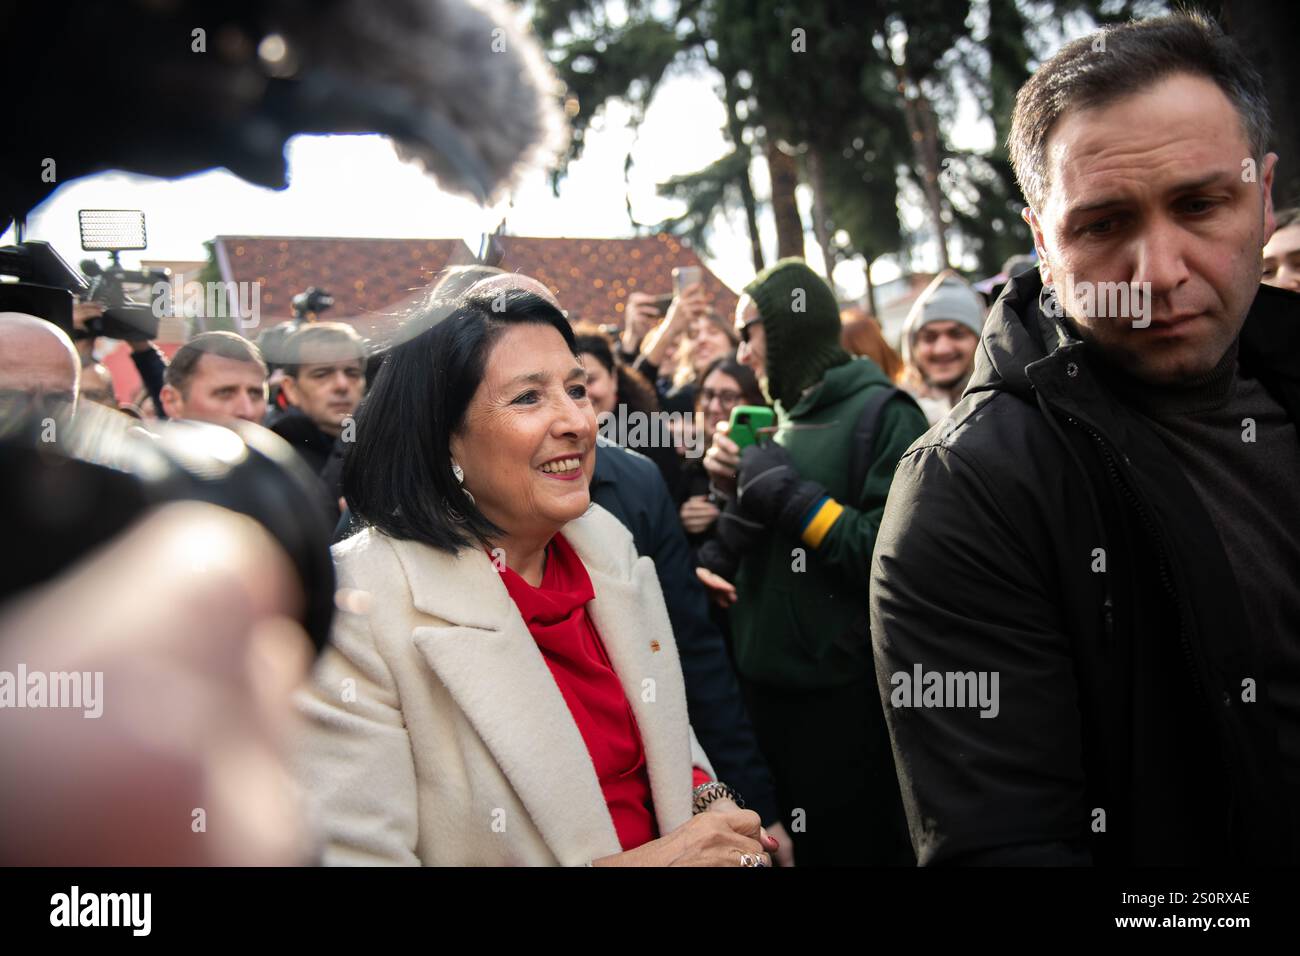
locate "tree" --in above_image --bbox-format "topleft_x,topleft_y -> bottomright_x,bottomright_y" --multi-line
654,148 -> 752,253
530,0 -> 1197,289
818,120 -> 909,314
532,0 -> 773,263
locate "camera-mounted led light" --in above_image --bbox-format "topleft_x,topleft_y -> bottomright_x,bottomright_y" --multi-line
78,210 -> 147,253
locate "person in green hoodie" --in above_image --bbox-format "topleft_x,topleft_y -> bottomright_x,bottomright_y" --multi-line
698,258 -> 929,866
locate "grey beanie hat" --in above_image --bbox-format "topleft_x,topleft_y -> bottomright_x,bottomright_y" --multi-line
900,270 -> 986,367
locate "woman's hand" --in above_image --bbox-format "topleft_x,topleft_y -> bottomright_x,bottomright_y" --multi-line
706,799 -> 782,858
592,806 -> 770,867
679,495 -> 721,534
703,419 -> 741,498
695,567 -> 737,608
664,282 -> 709,330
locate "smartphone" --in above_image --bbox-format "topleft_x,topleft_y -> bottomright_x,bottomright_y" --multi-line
672,265 -> 703,295
649,293 -> 675,316
728,405 -> 775,451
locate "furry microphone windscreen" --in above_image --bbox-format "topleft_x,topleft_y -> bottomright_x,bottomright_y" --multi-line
279,0 -> 569,202
1,0 -> 568,222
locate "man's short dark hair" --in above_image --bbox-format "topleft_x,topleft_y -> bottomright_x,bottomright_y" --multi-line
164,331 -> 267,396
1009,12 -> 1272,211
281,322 -> 367,377
343,288 -> 577,554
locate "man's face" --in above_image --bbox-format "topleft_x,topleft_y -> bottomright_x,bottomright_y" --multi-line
163,353 -> 268,425
1024,72 -> 1277,385
734,296 -> 766,376
1262,223 -> 1300,292
912,320 -> 979,389
282,351 -> 364,436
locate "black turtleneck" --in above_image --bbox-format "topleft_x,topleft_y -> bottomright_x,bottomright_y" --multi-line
1105,339 -> 1300,789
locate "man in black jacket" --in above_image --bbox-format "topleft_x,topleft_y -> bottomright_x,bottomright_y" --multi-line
870,13 -> 1300,865
267,322 -> 367,512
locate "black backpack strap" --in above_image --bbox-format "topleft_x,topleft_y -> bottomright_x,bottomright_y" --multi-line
841,384 -> 919,655
847,385 -> 906,502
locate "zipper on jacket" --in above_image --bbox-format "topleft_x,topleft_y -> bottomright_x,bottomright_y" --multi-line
1063,411 -> 1244,851
1061,414 -> 1207,708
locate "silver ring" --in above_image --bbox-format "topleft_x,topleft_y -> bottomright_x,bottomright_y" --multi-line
739,853 -> 759,867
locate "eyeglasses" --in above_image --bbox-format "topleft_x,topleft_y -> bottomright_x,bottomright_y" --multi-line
739,320 -> 762,344
699,388 -> 744,407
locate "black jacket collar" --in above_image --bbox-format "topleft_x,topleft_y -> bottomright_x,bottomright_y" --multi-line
973,270 -> 1300,426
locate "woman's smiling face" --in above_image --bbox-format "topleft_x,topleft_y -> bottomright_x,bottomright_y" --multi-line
688,315 -> 732,375
450,323 -> 597,546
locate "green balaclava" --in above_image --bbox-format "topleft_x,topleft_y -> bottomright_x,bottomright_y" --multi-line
743,258 -> 850,411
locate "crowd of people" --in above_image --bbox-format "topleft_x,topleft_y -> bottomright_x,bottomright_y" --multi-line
3,12 -> 1300,867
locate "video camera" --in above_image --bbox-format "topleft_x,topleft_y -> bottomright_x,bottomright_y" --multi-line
292,286 -> 335,320
0,209 -> 167,342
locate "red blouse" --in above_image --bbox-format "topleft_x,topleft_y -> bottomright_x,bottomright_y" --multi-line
496,533 -> 710,851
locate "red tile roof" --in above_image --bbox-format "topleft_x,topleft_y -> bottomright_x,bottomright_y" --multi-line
213,234 -> 737,345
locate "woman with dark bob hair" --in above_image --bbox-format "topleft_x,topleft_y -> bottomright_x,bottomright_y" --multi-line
294,283 -> 777,866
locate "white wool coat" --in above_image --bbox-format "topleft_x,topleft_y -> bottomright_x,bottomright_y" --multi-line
293,504 -> 714,865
